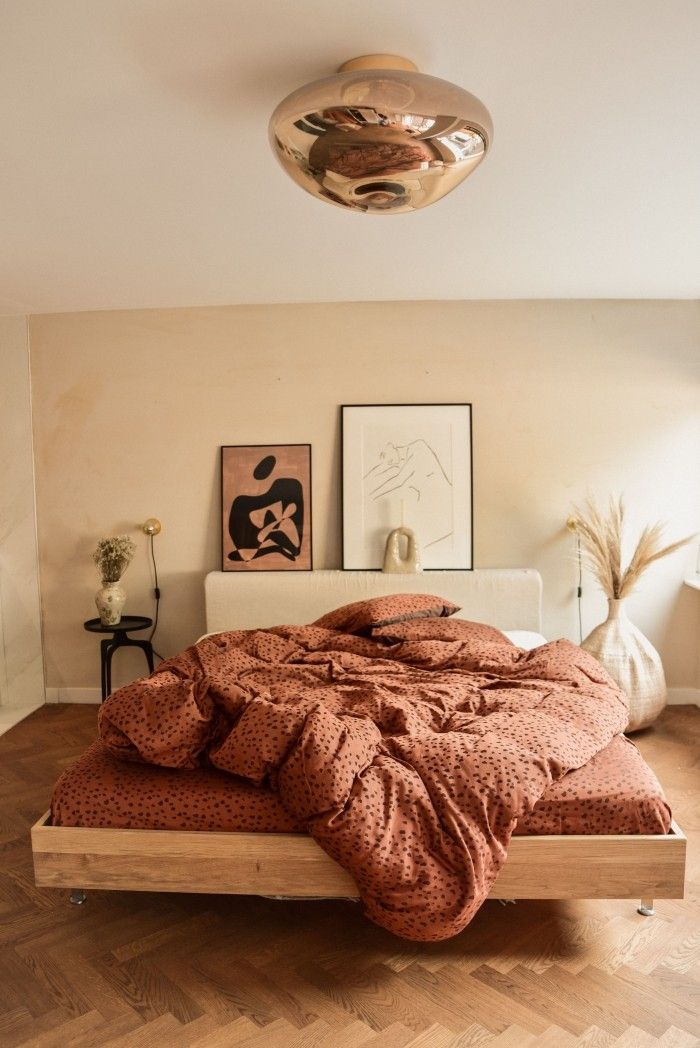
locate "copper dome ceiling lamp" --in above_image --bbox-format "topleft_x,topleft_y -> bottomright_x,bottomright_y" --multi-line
268,54 -> 492,214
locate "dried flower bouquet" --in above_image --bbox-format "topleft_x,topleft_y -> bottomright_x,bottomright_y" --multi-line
571,496 -> 695,730
93,535 -> 137,584
570,496 -> 694,599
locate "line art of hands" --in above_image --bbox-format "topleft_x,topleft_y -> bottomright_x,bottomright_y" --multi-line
363,440 -> 453,549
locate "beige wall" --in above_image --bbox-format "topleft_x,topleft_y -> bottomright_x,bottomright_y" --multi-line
29,300 -> 700,692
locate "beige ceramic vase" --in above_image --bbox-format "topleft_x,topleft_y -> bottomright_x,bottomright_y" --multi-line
382,526 -> 422,574
581,598 -> 667,732
95,580 -> 126,627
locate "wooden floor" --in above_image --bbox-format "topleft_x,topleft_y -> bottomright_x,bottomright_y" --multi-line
1,704 -> 698,1048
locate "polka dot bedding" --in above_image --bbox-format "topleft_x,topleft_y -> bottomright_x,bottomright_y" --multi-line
51,732 -> 670,838
59,616 -> 661,941
312,592 -> 460,634
371,617 -> 509,647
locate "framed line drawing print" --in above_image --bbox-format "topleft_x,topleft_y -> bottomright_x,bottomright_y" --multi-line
221,445 -> 312,571
341,404 -> 473,570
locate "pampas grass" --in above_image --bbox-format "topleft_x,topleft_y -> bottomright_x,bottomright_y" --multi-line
570,496 -> 694,600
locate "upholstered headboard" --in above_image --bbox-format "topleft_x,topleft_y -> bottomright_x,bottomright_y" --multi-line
204,569 -> 542,634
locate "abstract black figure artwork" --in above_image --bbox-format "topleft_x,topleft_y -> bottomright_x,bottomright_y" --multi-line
221,445 -> 312,571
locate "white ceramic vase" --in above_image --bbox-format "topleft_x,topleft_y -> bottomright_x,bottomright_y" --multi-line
581,598 -> 666,732
95,580 -> 126,626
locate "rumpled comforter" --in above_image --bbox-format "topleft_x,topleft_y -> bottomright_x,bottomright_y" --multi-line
98,621 -> 628,941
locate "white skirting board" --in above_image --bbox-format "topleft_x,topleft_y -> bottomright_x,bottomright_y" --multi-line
44,686 -> 700,707
667,687 -> 700,707
45,688 -> 102,704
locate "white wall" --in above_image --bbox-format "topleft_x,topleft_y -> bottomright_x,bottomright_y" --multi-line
0,315 -> 44,712
28,299 -> 700,694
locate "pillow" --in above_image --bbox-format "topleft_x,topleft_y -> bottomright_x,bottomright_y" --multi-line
313,593 -> 460,635
371,616 -> 510,646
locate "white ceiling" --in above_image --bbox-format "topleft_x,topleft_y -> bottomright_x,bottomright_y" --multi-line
1,0 -> 699,314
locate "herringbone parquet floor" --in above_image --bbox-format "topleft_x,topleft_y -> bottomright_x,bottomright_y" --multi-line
1,703 -> 698,1048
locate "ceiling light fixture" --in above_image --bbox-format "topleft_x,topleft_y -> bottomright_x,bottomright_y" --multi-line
268,54 -> 492,214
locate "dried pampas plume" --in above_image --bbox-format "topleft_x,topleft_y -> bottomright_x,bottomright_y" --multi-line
569,496 -> 695,600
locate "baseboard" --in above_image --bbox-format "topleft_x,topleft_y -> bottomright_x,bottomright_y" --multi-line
45,688 -> 101,704
667,687 -> 700,707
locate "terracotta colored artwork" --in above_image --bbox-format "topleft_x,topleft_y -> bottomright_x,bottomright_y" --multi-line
221,445 -> 312,571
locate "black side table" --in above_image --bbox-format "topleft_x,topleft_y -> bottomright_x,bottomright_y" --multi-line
84,616 -> 155,701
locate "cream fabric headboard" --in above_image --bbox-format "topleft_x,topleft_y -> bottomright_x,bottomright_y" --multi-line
204,569 -> 542,634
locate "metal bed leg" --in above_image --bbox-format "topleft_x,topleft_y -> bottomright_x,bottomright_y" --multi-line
637,898 -> 655,916
69,888 -> 87,906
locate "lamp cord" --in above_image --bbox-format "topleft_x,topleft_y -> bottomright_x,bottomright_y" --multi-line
576,534 -> 583,644
148,533 -> 165,662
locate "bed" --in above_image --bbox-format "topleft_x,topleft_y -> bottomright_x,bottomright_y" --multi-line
32,569 -> 686,933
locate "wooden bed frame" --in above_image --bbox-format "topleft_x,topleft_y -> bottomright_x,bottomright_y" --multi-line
32,569 -> 686,916
32,812 -> 686,915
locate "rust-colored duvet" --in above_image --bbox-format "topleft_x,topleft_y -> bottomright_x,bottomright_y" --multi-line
51,733 -> 671,837
91,607 -> 634,940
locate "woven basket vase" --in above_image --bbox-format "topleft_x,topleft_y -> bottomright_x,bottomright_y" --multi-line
581,598 -> 667,732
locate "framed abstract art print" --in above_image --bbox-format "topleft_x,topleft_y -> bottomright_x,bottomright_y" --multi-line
221,445 -> 312,571
341,404 -> 473,570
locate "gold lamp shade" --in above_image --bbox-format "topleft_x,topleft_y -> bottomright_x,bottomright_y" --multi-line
269,55 -> 493,214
